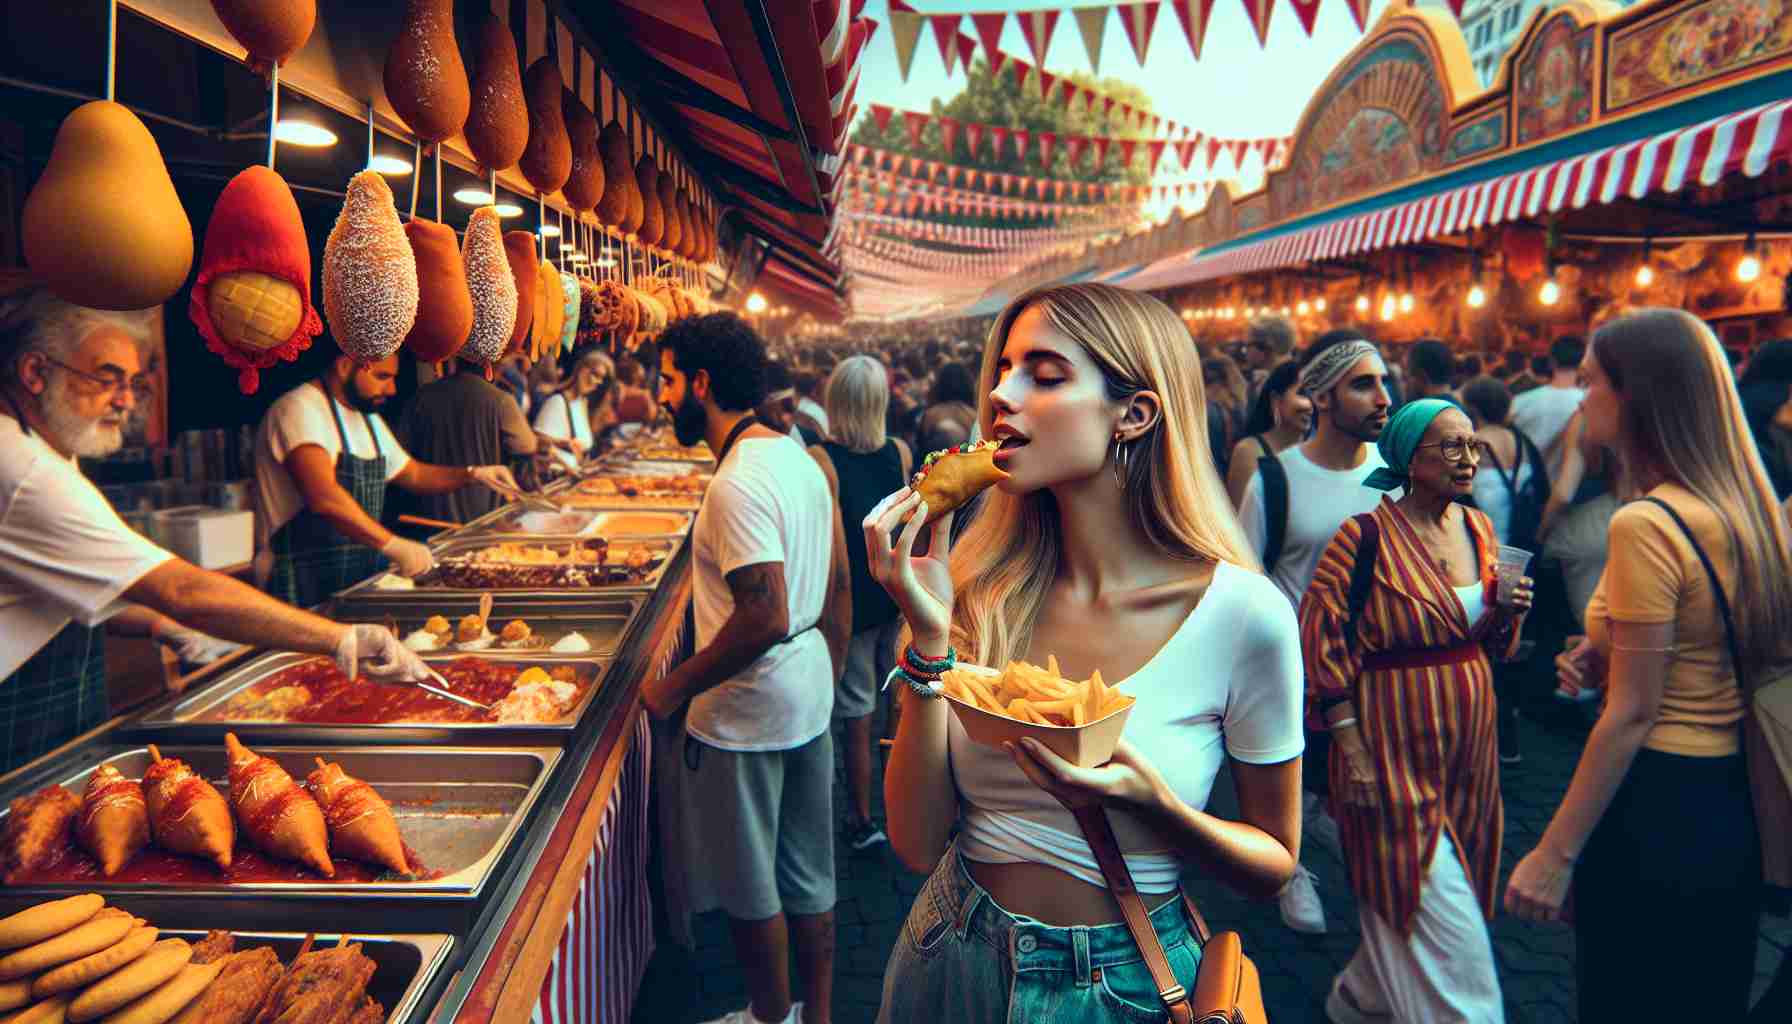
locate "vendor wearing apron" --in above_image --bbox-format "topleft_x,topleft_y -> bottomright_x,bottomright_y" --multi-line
252,348 -> 521,609
0,288 -> 427,777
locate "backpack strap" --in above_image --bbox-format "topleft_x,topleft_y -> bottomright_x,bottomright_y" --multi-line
1638,496 -> 1748,693
1345,512 -> 1382,655
1259,453 -> 1289,572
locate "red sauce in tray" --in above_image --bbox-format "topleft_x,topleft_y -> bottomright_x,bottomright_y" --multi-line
11,838 -> 439,884
195,657 -> 589,725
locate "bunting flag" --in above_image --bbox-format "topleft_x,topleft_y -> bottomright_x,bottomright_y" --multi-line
1092,136 -> 1110,167
991,125 -> 1010,156
1102,95 -> 1117,121
1176,138 -> 1198,170
964,121 -> 985,157
902,109 -> 930,148
972,12 -> 1007,67
947,164 -> 961,186
1241,0 -> 1276,47
889,6 -> 926,81
870,103 -> 894,133
938,116 -> 961,156
1116,3 -> 1159,66
1037,131 -> 1056,169
1254,137 -> 1276,163
1118,138 -> 1137,168
1206,136 -> 1224,170
1147,139 -> 1168,171
930,14 -> 961,72
1038,68 -> 1057,103
956,32 -> 979,73
1012,128 -> 1031,161
1074,6 -> 1109,74
1065,134 -> 1088,169
1230,138 -> 1250,167
1345,0 -> 1372,31
1016,9 -> 1061,70
1289,0 -> 1323,36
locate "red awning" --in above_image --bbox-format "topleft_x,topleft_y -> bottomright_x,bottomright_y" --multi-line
1126,95 -> 1792,291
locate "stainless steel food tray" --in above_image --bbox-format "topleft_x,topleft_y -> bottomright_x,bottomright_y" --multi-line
125,651 -> 612,745
0,745 -> 558,932
443,504 -> 693,542
329,593 -> 642,659
160,930 -> 453,1024
335,534 -> 681,602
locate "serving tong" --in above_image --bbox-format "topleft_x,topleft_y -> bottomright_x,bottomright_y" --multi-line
382,613 -> 495,712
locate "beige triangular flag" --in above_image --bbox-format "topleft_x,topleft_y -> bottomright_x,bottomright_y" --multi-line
1074,6 -> 1108,75
890,10 -> 924,82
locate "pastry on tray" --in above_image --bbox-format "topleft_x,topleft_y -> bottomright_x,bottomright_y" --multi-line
223,735 -> 332,878
2,786 -> 79,884
143,748 -> 234,870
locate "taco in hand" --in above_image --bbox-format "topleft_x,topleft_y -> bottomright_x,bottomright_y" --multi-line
911,439 -> 1008,526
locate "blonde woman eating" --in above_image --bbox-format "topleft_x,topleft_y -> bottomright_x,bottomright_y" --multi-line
863,283 -> 1304,1022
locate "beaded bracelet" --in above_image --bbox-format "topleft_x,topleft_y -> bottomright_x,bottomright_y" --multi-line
903,644 -> 955,675
883,664 -> 942,699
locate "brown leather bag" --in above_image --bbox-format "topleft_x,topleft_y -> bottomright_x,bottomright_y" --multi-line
1071,805 -> 1269,1024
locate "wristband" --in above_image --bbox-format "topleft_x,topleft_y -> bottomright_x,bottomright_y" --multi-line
903,643 -> 955,674
1329,717 -> 1359,731
882,665 -> 942,699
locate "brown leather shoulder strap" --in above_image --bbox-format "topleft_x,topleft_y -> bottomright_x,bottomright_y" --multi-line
1071,805 -> 1196,1024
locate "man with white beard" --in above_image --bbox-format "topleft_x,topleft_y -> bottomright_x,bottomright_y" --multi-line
0,287 -> 425,774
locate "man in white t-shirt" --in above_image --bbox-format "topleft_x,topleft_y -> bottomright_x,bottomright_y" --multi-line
0,289 -> 423,775
253,347 -> 520,608
1509,335 -> 1586,459
1238,330 -> 1393,936
642,314 -> 851,1024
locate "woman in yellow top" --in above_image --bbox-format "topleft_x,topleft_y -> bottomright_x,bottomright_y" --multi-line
1505,308 -> 1792,1022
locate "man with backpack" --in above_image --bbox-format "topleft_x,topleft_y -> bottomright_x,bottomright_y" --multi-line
1238,330 -> 1394,934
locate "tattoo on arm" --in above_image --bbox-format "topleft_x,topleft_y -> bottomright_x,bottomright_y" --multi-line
726,562 -> 789,637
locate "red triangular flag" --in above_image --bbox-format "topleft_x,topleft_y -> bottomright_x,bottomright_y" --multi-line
1092,136 -> 1110,167
1065,135 -> 1088,169
1289,0 -> 1323,36
1116,3 -> 1159,65
1168,0 -> 1217,61
1206,136 -> 1224,169
902,109 -> 930,149
1255,138 -> 1276,162
1055,180 -> 1067,201
929,15 -> 961,71
1010,60 -> 1030,93
1037,131 -> 1057,169
1119,139 -> 1138,167
1345,0 -> 1371,31
965,121 -> 985,157
1016,10 -> 1061,70
1001,172 -> 1014,194
1147,139 -> 1168,170
1102,95 -> 1117,121
991,125 -> 1010,157
1033,178 -> 1046,200
957,33 -> 979,74
927,159 -> 941,180
1037,68 -> 1057,102
1012,128 -> 1030,161
1240,0 -> 1275,48
1229,139 -> 1250,167
1176,138 -> 1198,170
938,117 -> 960,156
972,12 -> 1007,67
1151,116 -> 1163,136
1081,87 -> 1098,114
871,104 -> 894,133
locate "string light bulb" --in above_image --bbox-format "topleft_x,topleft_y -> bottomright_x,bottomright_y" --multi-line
1315,297 -> 1327,313
1379,294 -> 1396,321
1539,278 -> 1561,306
1297,300 -> 1310,315
745,292 -> 768,314
1635,237 -> 1654,288
1355,295 -> 1370,314
1399,292 -> 1415,313
1467,284 -> 1487,308
1737,233 -> 1761,283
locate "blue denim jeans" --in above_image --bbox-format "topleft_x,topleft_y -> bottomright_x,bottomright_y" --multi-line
877,844 -> 1203,1023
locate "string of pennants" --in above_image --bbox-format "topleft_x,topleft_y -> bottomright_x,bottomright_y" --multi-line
841,235 -> 1076,276
889,1 -> 1378,85
850,137 -> 1288,193
836,212 -> 1123,250
863,106 -> 1287,174
842,169 -> 1208,220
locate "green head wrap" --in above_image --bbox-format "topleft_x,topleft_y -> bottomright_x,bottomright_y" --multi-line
1363,398 -> 1457,492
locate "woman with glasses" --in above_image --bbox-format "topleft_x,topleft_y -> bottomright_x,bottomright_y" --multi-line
533,349 -> 613,473
1298,398 -> 1533,1023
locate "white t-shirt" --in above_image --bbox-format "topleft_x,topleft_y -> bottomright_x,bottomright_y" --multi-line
685,435 -> 834,751
1510,385 -> 1584,455
0,415 -> 173,679
796,397 -> 829,434
952,562 -> 1304,892
532,392 -> 591,472
254,384 -> 412,546
1240,444 -> 1389,609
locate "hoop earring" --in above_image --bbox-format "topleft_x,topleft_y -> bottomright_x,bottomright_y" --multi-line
1112,434 -> 1131,489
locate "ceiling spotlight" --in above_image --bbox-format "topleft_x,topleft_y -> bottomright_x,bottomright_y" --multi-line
367,154 -> 412,175
1355,294 -> 1370,314
539,224 -> 562,238
454,188 -> 495,205
746,292 -> 768,314
1634,263 -> 1654,288
494,203 -> 524,218
1737,233 -> 1761,283
273,119 -> 337,147
1315,297 -> 1327,312
1467,284 -> 1487,308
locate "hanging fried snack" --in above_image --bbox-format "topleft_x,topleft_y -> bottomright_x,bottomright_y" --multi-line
142,747 -> 234,870
322,171 -> 418,365
76,766 -> 149,878
908,440 -> 1007,526
305,758 -> 409,875
3,786 -> 79,885
223,736 -> 332,878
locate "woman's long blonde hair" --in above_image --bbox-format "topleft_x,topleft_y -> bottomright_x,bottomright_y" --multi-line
947,283 -> 1257,667
1593,308 -> 1792,672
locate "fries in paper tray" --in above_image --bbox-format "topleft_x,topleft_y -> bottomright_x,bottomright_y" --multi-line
939,657 -> 1135,767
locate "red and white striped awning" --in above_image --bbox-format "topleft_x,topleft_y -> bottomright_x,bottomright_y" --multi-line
1131,95 -> 1792,291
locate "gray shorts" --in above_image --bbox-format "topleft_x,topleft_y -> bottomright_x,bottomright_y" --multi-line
837,619 -> 901,720
681,729 -> 836,921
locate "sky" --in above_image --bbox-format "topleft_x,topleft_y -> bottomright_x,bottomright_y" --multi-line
855,0 -> 1402,143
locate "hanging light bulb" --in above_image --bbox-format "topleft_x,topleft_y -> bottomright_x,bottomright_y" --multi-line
1539,278 -> 1561,306
494,203 -> 524,218
1315,297 -> 1327,313
1399,292 -> 1415,313
746,292 -> 768,314
1635,237 -> 1654,288
1737,233 -> 1762,283
1281,305 -> 1292,316
1296,300 -> 1311,315
1380,295 -> 1396,321
1466,284 -> 1487,308
1355,294 -> 1370,314
368,154 -> 412,175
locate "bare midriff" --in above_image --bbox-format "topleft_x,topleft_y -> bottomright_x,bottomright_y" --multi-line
963,857 -> 1179,928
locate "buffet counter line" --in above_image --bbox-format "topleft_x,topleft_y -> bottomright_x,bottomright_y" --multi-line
434,548 -> 694,1023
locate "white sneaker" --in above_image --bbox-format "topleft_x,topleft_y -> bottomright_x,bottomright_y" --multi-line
1303,793 -> 1345,862
1278,865 -> 1327,934
1325,975 -> 1391,1023
699,1001 -> 804,1024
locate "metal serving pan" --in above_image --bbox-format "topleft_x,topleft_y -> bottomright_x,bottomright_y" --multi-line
0,745 -> 559,932
156,930 -> 453,1024
329,593 -> 642,659
444,505 -> 693,542
125,651 -> 611,744
334,534 -> 679,603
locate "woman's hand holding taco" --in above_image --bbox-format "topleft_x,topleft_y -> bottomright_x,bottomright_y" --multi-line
864,487 -> 956,655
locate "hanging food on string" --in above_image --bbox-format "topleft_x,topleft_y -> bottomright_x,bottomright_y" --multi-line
187,165 -> 324,393
463,14 -> 528,173
633,152 -> 664,246
382,0 -> 469,151
533,258 -> 563,363
399,218 -> 473,365
501,231 -> 538,361
22,101 -> 193,311
322,170 -> 419,364
654,168 -> 681,255
595,116 -> 638,231
459,206 -> 516,373
209,0 -> 316,77
518,57 -> 571,195
562,87 -> 604,212
559,269 -> 581,354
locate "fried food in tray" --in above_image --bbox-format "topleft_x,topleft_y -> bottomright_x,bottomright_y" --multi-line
3,786 -> 79,885
77,766 -> 149,877
170,945 -> 281,1024
426,538 -> 669,589
202,657 -> 591,726
224,735 -> 334,878
143,747 -> 234,870
257,942 -> 378,1024
305,759 -> 409,876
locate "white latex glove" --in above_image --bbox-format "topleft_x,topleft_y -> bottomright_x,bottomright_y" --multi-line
156,627 -> 243,668
334,624 -> 430,682
380,535 -> 436,577
469,465 -> 522,494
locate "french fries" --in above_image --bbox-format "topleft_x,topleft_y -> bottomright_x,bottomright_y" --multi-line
940,657 -> 1133,728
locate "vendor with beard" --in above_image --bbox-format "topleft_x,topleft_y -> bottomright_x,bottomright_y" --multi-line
252,344 -> 521,608
0,288 -> 426,774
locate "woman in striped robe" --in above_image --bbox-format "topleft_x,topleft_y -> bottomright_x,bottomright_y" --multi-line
1298,399 -> 1531,1024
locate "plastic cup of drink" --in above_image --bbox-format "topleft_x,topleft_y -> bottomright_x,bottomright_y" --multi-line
1495,545 -> 1532,604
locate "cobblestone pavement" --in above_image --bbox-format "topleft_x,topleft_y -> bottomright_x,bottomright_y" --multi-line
634,700 -> 1789,1023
